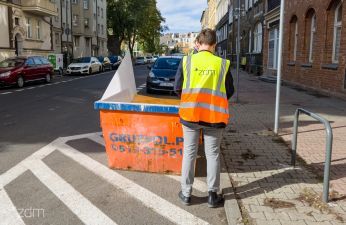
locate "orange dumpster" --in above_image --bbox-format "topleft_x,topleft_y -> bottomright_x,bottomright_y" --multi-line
94,53 -> 184,174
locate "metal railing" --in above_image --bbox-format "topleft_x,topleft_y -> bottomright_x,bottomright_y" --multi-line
291,108 -> 333,202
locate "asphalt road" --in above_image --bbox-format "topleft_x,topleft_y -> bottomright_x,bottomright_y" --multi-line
0,65 -> 227,225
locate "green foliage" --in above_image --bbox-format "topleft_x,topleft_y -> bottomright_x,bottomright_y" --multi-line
107,0 -> 166,57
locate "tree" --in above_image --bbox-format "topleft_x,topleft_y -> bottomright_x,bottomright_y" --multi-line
107,0 -> 165,57
107,0 -> 127,55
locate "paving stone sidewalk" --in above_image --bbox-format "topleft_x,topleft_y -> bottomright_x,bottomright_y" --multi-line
221,70 -> 346,225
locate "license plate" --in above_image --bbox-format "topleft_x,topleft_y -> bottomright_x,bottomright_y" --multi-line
160,82 -> 173,87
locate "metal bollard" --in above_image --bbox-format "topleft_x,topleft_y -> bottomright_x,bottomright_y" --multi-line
291,108 -> 333,202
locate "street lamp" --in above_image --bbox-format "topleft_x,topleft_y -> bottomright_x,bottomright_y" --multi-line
233,0 -> 244,103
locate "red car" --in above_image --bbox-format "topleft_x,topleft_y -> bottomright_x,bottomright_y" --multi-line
0,56 -> 53,88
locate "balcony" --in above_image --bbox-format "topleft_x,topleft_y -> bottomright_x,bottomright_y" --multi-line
21,0 -> 58,17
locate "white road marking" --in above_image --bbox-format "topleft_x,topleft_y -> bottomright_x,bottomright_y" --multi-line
87,133 -> 105,146
26,87 -> 35,90
0,132 -> 209,225
0,188 -> 25,225
58,142 -> 209,225
85,134 -> 210,192
0,92 -> 12,95
166,175 -> 208,193
28,160 -> 118,225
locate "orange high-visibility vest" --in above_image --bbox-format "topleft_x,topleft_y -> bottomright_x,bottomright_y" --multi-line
179,51 -> 230,124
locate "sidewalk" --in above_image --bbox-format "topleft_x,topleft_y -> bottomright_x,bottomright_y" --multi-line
221,70 -> 346,225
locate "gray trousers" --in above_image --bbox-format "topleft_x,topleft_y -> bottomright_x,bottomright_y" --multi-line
181,124 -> 224,197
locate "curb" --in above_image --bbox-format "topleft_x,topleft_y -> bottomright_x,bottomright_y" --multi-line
220,154 -> 244,225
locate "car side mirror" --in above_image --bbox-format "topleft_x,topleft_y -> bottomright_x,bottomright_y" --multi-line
147,65 -> 151,70
91,61 -> 95,64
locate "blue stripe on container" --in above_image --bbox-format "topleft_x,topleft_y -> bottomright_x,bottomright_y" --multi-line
94,101 -> 179,114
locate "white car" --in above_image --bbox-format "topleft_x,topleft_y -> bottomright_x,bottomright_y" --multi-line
66,57 -> 102,75
146,56 -> 155,63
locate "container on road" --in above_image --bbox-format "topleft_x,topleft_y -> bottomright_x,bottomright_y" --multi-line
95,53 -> 184,174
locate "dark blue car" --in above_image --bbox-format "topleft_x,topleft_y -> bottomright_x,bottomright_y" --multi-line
109,55 -> 122,70
146,56 -> 182,94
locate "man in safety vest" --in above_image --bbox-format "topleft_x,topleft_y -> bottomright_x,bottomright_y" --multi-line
174,28 -> 234,208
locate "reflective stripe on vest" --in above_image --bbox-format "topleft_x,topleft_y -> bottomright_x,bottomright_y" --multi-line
180,102 -> 229,114
179,51 -> 230,124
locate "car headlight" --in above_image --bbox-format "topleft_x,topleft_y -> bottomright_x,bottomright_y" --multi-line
83,65 -> 89,69
0,71 -> 11,78
149,71 -> 155,78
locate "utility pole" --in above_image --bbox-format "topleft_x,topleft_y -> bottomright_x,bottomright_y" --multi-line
274,0 -> 285,134
235,0 -> 241,103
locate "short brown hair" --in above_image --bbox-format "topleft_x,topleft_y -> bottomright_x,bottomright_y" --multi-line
198,29 -> 216,45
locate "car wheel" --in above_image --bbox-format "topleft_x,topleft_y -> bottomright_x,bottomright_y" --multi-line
88,68 -> 92,75
99,66 -> 102,73
17,76 -> 24,88
45,74 -> 52,83
146,87 -> 154,94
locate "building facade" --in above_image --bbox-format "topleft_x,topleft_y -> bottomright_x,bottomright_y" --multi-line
262,0 -> 280,76
227,0 -> 264,75
160,32 -> 199,54
282,0 -> 346,98
71,0 -> 107,58
215,0 -> 229,58
0,0 -> 58,61
208,0 -> 217,29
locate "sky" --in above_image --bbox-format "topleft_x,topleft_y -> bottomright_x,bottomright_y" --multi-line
156,0 -> 207,33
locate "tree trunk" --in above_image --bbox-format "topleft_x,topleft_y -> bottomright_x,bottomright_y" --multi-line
107,35 -> 121,55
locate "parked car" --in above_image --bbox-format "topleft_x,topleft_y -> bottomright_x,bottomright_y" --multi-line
135,56 -> 146,65
153,55 -> 159,62
146,56 -> 182,94
146,56 -> 155,64
109,55 -> 122,70
66,57 -> 102,75
0,56 -> 53,88
98,56 -> 112,71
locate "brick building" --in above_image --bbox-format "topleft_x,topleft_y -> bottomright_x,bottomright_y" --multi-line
262,0 -> 280,76
282,0 -> 346,98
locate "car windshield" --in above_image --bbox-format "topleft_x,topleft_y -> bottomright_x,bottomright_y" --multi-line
72,57 -> 91,63
0,58 -> 25,68
137,57 -> 144,60
153,58 -> 181,70
109,56 -> 118,63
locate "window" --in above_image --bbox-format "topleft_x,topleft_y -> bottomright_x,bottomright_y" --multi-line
101,8 -> 103,18
55,33 -> 60,45
26,18 -> 32,38
73,15 -> 78,26
249,30 -> 252,52
309,13 -> 316,63
97,6 -> 100,16
97,24 -> 100,34
15,17 -> 19,26
74,36 -> 80,47
83,0 -> 88,9
101,25 -> 104,35
268,27 -> 279,69
294,21 -> 298,61
33,57 -> 42,65
36,20 -> 41,39
84,18 -> 89,27
72,0 -> 77,3
333,3 -> 342,63
26,58 -> 35,66
253,23 -> 262,53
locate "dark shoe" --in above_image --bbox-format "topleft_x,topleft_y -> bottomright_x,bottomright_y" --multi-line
178,191 -> 191,206
208,191 -> 224,208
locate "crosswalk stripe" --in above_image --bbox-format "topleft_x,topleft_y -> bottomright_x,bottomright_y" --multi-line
58,142 -> 210,225
166,175 -> 208,193
27,160 -> 118,225
86,135 -> 209,193
0,188 -> 25,225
